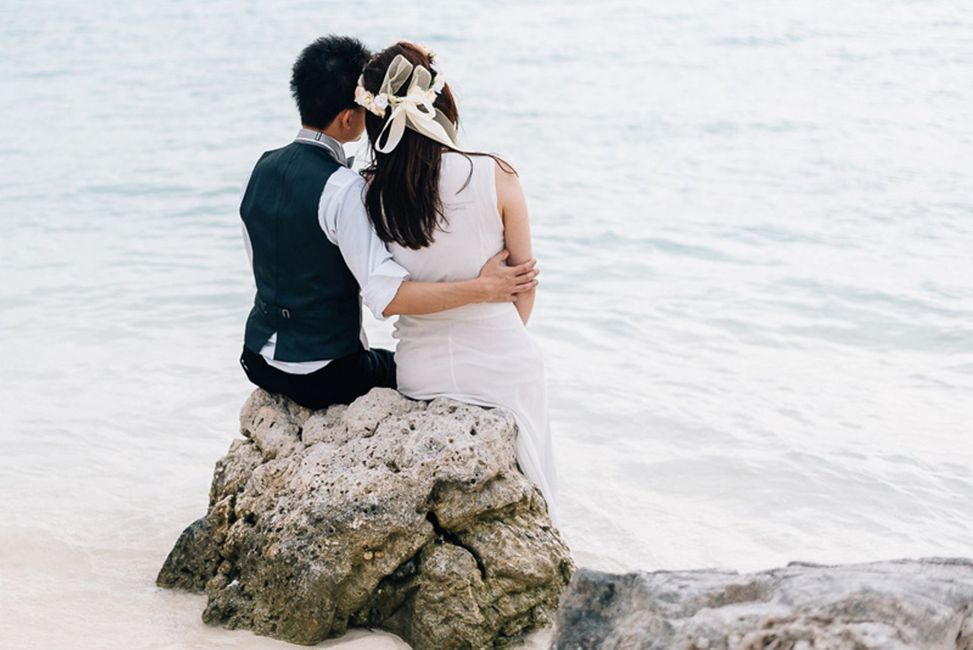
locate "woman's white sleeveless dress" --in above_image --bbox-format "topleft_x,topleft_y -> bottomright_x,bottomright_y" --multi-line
388,152 -> 561,528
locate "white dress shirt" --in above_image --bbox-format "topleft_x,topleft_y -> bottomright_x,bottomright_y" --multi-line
241,129 -> 409,374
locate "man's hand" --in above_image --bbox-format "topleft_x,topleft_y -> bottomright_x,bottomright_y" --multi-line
476,250 -> 539,303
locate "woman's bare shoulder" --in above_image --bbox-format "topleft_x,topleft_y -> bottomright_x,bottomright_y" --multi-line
493,154 -> 522,196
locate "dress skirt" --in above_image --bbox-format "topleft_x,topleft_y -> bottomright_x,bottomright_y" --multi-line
393,302 -> 561,527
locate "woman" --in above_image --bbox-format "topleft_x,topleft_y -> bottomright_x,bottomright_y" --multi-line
355,41 -> 561,527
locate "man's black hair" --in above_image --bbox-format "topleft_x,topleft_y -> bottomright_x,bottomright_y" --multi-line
290,35 -> 371,129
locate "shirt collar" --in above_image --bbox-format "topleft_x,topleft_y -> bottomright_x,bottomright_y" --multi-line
293,128 -> 351,167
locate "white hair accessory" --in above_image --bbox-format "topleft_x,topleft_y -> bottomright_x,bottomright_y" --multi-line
354,53 -> 461,154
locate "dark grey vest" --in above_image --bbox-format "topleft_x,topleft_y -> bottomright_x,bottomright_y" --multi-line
241,141 -> 362,362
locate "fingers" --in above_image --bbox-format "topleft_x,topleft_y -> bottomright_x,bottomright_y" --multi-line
508,257 -> 536,274
512,268 -> 540,285
510,279 -> 539,294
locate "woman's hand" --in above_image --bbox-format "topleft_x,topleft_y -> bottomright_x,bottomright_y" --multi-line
476,250 -> 540,302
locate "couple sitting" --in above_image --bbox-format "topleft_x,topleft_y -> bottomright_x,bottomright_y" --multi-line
238,36 -> 560,526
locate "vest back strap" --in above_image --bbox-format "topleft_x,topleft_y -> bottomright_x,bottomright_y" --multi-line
254,294 -> 349,321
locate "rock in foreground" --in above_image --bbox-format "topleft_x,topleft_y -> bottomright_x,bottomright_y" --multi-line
157,388 -> 574,648
552,558 -> 973,649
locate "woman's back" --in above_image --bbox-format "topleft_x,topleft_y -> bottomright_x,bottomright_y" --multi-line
357,41 -> 560,526
388,152 -> 506,297
386,151 -> 559,525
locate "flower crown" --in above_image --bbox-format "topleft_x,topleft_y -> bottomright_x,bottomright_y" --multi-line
352,48 -> 461,155
354,49 -> 445,119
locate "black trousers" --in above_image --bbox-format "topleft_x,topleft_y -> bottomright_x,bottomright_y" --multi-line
239,345 -> 396,411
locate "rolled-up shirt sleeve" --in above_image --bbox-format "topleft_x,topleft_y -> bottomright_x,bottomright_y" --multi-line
318,168 -> 409,320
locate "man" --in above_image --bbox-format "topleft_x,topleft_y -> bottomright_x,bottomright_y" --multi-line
239,35 -> 538,410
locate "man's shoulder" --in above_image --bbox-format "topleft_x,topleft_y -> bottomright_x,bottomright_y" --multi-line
322,166 -> 366,206
318,166 -> 368,237
257,141 -> 295,160
248,143 -> 295,175
326,166 -> 365,190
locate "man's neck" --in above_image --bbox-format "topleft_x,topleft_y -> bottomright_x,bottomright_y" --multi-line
302,124 -> 345,144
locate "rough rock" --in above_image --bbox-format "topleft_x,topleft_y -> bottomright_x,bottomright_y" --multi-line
551,558 -> 973,649
157,388 -> 575,648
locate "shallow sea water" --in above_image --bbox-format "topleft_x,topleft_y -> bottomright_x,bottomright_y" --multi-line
1,1 -> 972,648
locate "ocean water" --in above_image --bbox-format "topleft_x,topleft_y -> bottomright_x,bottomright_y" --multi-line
1,1 -> 972,648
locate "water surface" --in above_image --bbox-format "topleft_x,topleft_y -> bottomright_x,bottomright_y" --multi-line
1,1 -> 972,647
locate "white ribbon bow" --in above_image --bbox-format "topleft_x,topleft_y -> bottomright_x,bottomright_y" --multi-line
373,54 -> 462,154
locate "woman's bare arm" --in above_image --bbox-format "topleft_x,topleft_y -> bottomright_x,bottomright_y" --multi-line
383,251 -> 537,316
496,159 -> 536,324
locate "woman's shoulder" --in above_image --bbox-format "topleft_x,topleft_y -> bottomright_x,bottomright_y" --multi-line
489,154 -> 521,192
442,150 -> 512,167
442,151 -> 517,185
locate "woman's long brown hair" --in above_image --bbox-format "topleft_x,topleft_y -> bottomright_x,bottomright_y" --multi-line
360,41 -> 515,250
